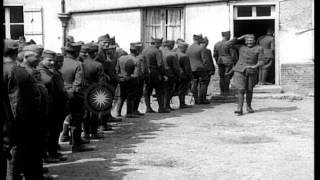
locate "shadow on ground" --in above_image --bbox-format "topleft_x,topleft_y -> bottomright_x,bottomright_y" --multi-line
47,97 -> 216,180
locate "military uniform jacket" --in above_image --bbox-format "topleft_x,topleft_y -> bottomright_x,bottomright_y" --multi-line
116,54 -> 139,79
186,43 -> 206,72
9,64 -> 44,132
83,57 -> 105,86
176,51 -> 193,81
141,46 -> 165,76
257,35 -> 275,59
161,49 -> 180,80
228,39 -> 264,73
214,39 -> 236,65
201,48 -> 215,72
60,55 -> 84,94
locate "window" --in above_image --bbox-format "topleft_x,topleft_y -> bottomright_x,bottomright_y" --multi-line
143,7 -> 184,45
3,6 -> 24,40
234,5 -> 275,20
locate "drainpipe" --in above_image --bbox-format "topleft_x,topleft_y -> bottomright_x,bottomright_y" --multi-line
58,0 -> 71,47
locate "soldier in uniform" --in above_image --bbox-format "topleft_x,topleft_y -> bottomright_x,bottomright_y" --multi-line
37,50 -> 68,163
2,39 -> 19,180
7,44 -> 49,180
142,37 -> 169,113
161,40 -> 180,111
60,42 -> 92,152
214,31 -> 237,96
201,37 -> 215,103
81,43 -> 106,139
186,34 -> 209,104
115,42 -> 141,118
257,28 -> 275,85
227,34 -> 265,115
175,41 -> 193,108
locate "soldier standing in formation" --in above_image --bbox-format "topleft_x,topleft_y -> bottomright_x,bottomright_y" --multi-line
201,37 -> 215,102
214,31 -> 238,96
257,28 -> 275,85
142,37 -> 169,113
186,34 -> 210,104
175,40 -> 193,109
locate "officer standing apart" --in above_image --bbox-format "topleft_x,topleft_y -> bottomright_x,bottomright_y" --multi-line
186,34 -> 209,104
60,42 -> 92,152
161,40 -> 180,111
175,40 -> 193,108
115,42 -> 141,118
214,31 -> 238,96
227,34 -> 265,115
201,37 -> 215,102
257,28 -> 275,85
142,37 -> 169,113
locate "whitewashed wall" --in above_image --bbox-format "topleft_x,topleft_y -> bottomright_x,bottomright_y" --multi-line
4,0 -> 63,52
67,9 -> 141,53
185,2 -> 230,52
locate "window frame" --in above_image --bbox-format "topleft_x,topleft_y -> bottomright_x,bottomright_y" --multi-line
142,6 -> 185,45
234,5 -> 275,20
3,6 -> 25,39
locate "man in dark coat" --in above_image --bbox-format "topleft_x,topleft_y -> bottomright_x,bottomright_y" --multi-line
257,28 -> 275,85
60,42 -> 92,152
186,34 -> 209,104
2,39 -> 19,180
227,34 -> 265,115
37,50 -> 68,163
176,41 -> 193,108
6,44 -> 48,180
214,31 -> 238,96
142,37 -> 169,113
201,37 -> 215,103
115,42 -> 141,118
81,43 -> 106,139
161,40 -> 180,111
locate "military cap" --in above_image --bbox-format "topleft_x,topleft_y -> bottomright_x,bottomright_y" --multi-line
4,39 -> 19,53
64,42 -> 82,52
103,44 -> 117,50
80,44 -> 90,53
176,38 -> 185,44
130,42 -> 143,50
56,53 -> 64,61
98,34 -> 110,42
105,36 -> 116,45
42,49 -> 57,59
221,31 -> 231,37
162,40 -> 175,47
87,43 -> 99,52
245,34 -> 255,40
22,44 -> 44,54
150,37 -> 163,43
177,41 -> 189,49
193,34 -> 203,41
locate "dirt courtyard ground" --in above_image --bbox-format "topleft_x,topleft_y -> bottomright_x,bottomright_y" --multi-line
45,96 -> 314,180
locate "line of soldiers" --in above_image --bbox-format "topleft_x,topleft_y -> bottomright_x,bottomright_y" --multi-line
2,29 -> 273,179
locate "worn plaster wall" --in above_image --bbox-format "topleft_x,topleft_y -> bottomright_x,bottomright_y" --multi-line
67,9 -> 141,52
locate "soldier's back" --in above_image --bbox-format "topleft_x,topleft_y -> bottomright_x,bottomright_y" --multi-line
186,43 -> 205,72
60,56 -> 81,84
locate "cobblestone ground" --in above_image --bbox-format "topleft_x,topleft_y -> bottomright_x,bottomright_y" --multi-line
45,96 -> 314,180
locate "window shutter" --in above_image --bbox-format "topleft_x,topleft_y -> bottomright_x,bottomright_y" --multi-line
23,8 -> 44,45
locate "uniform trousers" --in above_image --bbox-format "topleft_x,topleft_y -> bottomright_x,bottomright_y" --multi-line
218,63 -> 233,93
191,71 -> 209,103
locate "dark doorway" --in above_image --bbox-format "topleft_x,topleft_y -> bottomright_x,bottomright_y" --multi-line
234,19 -> 275,84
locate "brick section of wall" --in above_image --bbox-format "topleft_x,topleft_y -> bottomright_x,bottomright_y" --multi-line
281,63 -> 314,94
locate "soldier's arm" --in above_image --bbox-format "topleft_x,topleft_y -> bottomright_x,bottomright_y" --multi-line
213,43 -> 219,61
247,47 -> 265,69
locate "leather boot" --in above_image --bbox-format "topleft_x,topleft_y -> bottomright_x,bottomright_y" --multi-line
145,96 -> 155,113
60,122 -> 70,142
115,98 -> 124,117
157,94 -> 170,113
179,95 -> 192,109
246,91 -> 254,113
126,100 -> 139,118
234,91 -> 244,115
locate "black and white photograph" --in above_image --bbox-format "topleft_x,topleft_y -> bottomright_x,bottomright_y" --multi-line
2,0 -> 314,179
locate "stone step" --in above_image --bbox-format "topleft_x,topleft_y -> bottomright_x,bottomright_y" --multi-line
253,85 -> 284,93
